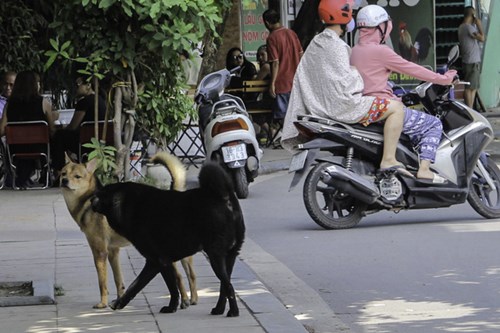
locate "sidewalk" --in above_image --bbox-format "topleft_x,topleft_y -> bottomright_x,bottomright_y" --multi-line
0,147 -> 305,333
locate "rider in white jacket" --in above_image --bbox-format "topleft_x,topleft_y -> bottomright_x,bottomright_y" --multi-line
282,0 -> 409,176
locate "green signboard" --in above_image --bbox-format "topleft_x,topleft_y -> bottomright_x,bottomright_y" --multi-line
241,0 -> 269,62
364,0 -> 436,86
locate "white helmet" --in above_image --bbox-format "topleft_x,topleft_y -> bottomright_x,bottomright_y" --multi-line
356,5 -> 389,27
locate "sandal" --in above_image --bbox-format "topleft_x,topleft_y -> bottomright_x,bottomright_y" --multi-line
378,164 -> 414,178
416,173 -> 448,185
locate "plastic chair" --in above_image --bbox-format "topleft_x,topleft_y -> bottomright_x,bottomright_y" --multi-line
5,121 -> 51,189
79,120 -> 114,162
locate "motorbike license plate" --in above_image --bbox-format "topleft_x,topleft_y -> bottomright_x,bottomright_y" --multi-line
289,150 -> 308,172
222,144 -> 247,163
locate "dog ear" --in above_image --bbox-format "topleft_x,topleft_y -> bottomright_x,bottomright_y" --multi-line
86,157 -> 99,173
95,174 -> 104,190
64,151 -> 75,164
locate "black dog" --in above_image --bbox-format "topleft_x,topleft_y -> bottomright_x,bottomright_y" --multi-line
90,161 -> 245,317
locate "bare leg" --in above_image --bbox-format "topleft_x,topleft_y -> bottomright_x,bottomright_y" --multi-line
464,88 -> 476,108
376,100 -> 405,170
416,159 -> 433,179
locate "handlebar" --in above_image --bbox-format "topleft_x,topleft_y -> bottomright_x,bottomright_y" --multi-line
230,66 -> 241,75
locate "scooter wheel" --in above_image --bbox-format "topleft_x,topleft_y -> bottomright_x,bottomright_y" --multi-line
232,167 -> 249,199
303,162 -> 366,229
468,158 -> 500,218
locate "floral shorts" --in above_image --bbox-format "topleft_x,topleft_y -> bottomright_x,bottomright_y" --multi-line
359,97 -> 390,126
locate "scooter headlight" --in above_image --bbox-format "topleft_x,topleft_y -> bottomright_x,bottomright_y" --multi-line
211,119 -> 249,137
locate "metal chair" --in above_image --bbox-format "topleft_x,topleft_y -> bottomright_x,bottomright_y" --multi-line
167,117 -> 205,168
5,121 -> 51,189
79,120 -> 114,162
0,140 -> 7,189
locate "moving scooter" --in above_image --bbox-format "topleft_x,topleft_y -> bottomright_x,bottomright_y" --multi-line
288,45 -> 500,229
195,67 -> 262,199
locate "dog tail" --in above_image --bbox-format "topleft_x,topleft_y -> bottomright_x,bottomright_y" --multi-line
150,152 -> 187,191
198,162 -> 234,198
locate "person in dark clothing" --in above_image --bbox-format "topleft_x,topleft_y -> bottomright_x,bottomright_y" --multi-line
225,47 -> 257,81
0,71 -> 57,188
51,76 -> 107,174
225,47 -> 258,100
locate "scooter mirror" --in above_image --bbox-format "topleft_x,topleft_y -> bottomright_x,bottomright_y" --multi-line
447,45 -> 460,68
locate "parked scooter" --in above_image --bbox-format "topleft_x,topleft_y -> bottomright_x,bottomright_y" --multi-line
288,45 -> 500,229
195,67 -> 262,199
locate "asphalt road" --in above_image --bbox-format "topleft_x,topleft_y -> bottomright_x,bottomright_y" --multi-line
240,171 -> 500,333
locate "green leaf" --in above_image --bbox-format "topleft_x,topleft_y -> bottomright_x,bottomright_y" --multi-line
143,24 -> 156,32
74,57 -> 88,63
59,50 -> 70,59
150,2 -> 161,18
49,38 -> 59,52
123,5 -> 133,17
87,150 -> 98,160
152,32 -> 164,41
60,40 -> 71,51
98,0 -> 114,9
44,53 -> 57,71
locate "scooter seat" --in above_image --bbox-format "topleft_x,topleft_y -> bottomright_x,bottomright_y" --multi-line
350,122 -> 412,144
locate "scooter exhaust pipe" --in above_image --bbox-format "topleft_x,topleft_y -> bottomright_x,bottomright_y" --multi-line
321,165 -> 380,204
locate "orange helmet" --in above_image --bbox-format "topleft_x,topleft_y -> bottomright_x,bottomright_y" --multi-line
318,0 -> 354,25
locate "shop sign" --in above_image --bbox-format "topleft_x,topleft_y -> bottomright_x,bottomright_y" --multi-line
241,0 -> 269,62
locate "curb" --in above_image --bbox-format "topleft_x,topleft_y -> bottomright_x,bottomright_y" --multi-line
234,259 -> 309,333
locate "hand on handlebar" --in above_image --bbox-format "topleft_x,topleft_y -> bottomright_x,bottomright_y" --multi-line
444,69 -> 457,84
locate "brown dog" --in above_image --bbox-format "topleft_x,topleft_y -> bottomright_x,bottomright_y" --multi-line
60,152 -> 198,309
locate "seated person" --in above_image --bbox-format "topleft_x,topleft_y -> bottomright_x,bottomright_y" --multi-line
0,71 -> 57,188
282,0 -> 408,174
255,45 -> 271,81
51,76 -> 107,176
0,71 -> 16,184
351,4 -> 456,182
251,45 -> 273,144
0,71 -> 16,119
199,48 -> 256,130
225,47 -> 257,100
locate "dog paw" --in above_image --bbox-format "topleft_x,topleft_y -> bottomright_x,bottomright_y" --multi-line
93,302 -> 108,309
160,305 -> 178,313
227,308 -> 240,317
211,306 -> 225,315
180,300 -> 190,309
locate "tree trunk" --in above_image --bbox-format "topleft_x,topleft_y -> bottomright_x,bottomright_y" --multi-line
112,72 -> 138,181
93,76 -> 99,137
113,87 -> 125,180
198,2 -> 233,82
